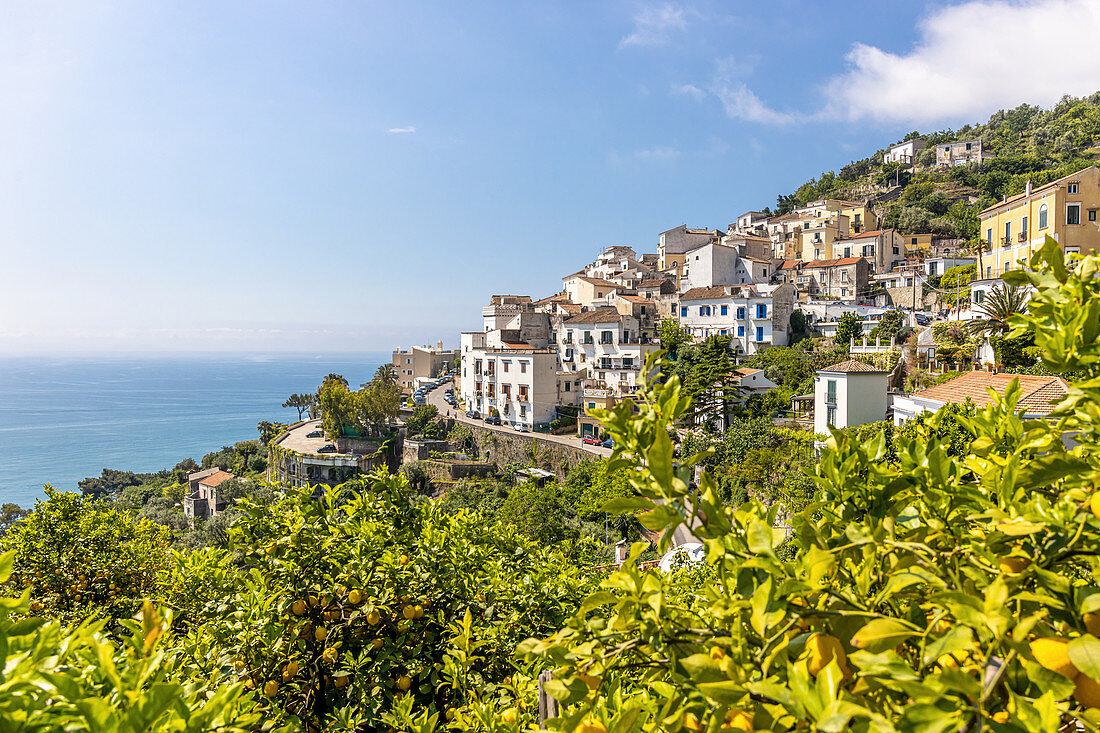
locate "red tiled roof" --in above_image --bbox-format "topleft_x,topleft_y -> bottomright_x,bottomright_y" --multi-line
578,277 -> 623,288
778,260 -> 802,270
620,294 -> 649,303
803,257 -> 866,268
912,371 -> 1069,415
680,286 -> 732,300
735,368 -> 761,376
821,360 -> 884,373
639,278 -> 672,288
199,470 -> 235,488
501,341 -> 532,349
563,307 -> 622,324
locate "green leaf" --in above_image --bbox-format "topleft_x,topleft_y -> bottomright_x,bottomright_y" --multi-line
0,550 -> 14,584
600,497 -> 657,514
851,618 -> 918,653
697,679 -> 746,704
1068,635 -> 1100,681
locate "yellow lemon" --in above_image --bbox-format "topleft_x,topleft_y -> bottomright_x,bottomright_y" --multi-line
402,605 -> 416,620
348,589 -> 362,605
414,605 -> 424,619
1091,493 -> 1100,521
309,595 -> 319,608
998,556 -> 1030,574
322,647 -> 338,664
1030,638 -> 1079,679
399,554 -> 409,566
1075,674 -> 1100,707
575,720 -> 607,733
992,711 -> 1009,723
1085,612 -> 1100,637
291,599 -> 307,616
397,675 -> 412,691
724,709 -> 753,731
710,646 -> 727,661
806,633 -> 849,677
683,712 -> 704,732
367,610 -> 381,625
263,680 -> 279,697
334,674 -> 349,688
314,627 -> 328,643
371,638 -> 384,650
284,660 -> 299,677
501,709 -> 518,724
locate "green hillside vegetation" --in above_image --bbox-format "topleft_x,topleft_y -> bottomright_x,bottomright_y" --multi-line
771,92 -> 1100,240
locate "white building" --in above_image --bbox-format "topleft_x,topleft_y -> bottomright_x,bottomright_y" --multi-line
677,283 -> 796,355
884,138 -> 925,165
732,368 -> 778,395
459,296 -> 568,429
814,360 -> 889,435
925,255 -> 976,277
680,241 -> 773,292
557,307 -> 658,397
892,371 -> 1068,425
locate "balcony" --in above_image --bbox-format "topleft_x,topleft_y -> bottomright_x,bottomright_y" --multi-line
1018,232 -> 1028,242
1002,236 -> 1012,246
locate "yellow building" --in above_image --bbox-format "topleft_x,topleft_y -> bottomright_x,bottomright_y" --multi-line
838,202 -> 879,235
800,214 -> 849,261
978,166 -> 1100,279
902,233 -> 935,253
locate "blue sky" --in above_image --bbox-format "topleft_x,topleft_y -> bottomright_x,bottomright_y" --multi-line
3,0 -> 1099,353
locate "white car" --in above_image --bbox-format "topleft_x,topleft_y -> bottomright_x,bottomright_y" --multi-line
657,543 -> 705,573
512,422 -> 530,433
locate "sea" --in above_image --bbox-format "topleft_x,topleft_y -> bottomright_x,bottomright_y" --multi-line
0,353 -> 386,508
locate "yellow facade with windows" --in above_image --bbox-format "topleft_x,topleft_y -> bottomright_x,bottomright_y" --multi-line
839,203 -> 878,235
903,233 -> 934,253
978,166 -> 1100,279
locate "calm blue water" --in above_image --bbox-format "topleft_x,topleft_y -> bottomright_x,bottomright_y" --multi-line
0,354 -> 385,507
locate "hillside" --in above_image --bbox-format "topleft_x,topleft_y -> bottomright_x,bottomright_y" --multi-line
770,92 -> 1100,239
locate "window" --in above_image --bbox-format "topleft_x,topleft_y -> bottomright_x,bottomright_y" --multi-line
756,303 -> 767,318
623,357 -> 633,369
826,379 -> 837,404
827,406 -> 836,427
1021,215 -> 1028,236
720,329 -> 727,335
843,246 -> 851,258
680,306 -> 687,317
503,360 -> 510,373
975,290 -> 985,303
755,326 -> 764,342
587,402 -> 596,410
893,247 -> 899,255
600,330 -> 613,344
762,268 -> 768,277
986,266 -> 992,278
1039,204 -> 1049,229
911,237 -> 917,246
862,245 -> 874,257
737,325 -> 745,337
520,361 -> 527,373
518,385 -> 528,400
965,142 -> 972,151
1004,221 -> 1011,244
1091,210 -> 1098,222
1069,182 -> 1079,194
1068,203 -> 1082,225
1003,262 -> 1010,274
519,406 -> 526,418
986,228 -> 993,245
736,307 -> 745,319
699,306 -> 710,317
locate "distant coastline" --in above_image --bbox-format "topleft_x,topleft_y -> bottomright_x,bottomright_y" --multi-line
0,353 -> 386,506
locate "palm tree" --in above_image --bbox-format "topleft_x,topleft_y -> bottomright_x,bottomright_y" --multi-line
968,283 -> 1029,338
966,237 -> 990,281
373,364 -> 398,385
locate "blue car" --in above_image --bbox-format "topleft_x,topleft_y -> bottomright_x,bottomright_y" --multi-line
601,438 -> 614,448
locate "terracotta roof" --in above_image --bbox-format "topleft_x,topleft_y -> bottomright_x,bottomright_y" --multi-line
198,470 -> 235,488
740,255 -> 771,263
578,276 -> 623,289
778,260 -> 802,270
560,303 -> 583,314
680,286 -> 733,300
533,293 -> 567,305
726,234 -> 773,243
638,278 -> 671,287
842,229 -> 888,240
735,368 -> 761,376
620,294 -> 649,304
803,257 -> 866,268
912,371 -> 1069,415
188,467 -> 220,482
501,341 -> 532,349
820,360 -> 884,373
563,307 -> 622,325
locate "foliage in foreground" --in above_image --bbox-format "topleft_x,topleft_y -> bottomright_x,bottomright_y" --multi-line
450,241 -> 1100,731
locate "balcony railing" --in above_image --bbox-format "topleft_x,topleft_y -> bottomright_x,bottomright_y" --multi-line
1002,236 -> 1012,246
1018,232 -> 1028,242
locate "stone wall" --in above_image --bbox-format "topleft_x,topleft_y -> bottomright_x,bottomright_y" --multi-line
462,423 -> 594,479
403,438 -> 452,463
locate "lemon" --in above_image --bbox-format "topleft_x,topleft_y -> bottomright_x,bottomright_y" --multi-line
367,610 -> 381,625
263,680 -> 279,697
1030,638 -> 1079,679
1085,612 -> 1100,637
348,589 -> 362,605
334,674 -> 349,689
723,709 -> 753,731
314,627 -> 328,643
1091,493 -> 1100,521
998,556 -> 1030,574
806,632 -> 849,677
291,599 -> 307,616
322,647 -> 338,664
1075,674 -> 1100,707
992,711 -> 1009,723
501,709 -> 518,724
575,720 -> 607,733
397,675 -> 412,691
402,605 -> 416,620
683,712 -> 704,732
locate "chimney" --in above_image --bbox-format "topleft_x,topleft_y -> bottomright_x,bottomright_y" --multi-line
1025,180 -> 1032,196
437,340 -> 443,351
615,539 -> 629,567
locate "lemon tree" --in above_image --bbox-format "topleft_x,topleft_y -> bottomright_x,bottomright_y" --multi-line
162,469 -> 593,731
452,238 -> 1100,732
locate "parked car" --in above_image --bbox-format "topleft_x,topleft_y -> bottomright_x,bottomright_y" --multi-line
582,436 -> 602,446
306,430 -> 323,438
601,438 -> 614,448
466,409 -> 481,419
317,444 -> 337,453
484,415 -> 501,426
512,423 -> 529,433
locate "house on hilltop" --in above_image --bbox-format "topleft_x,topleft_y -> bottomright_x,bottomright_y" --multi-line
183,469 -> 236,520
892,371 -> 1069,425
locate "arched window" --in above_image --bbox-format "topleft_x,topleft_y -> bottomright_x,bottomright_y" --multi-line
1039,203 -> 1049,229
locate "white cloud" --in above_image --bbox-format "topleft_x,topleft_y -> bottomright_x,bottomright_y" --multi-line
387,126 -> 416,134
619,4 -> 688,48
672,82 -> 705,100
634,145 -> 680,161
712,79 -> 797,125
819,0 -> 1100,124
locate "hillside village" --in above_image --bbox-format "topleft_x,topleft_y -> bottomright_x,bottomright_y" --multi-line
438,152 -> 1099,438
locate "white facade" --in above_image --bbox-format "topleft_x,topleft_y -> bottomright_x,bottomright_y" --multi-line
814,363 -> 889,435
884,138 -> 924,165
557,309 -> 657,396
925,256 -> 976,277
677,283 -> 795,354
680,242 -> 771,292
